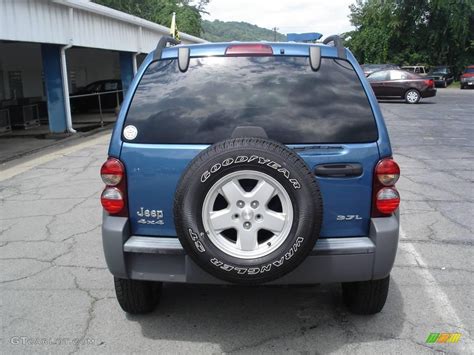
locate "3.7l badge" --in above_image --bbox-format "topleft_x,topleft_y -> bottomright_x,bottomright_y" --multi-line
337,215 -> 362,221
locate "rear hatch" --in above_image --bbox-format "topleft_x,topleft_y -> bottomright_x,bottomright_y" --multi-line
120,53 -> 380,238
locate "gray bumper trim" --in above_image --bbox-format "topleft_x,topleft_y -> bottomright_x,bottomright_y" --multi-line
124,236 -> 375,256
102,212 -> 399,284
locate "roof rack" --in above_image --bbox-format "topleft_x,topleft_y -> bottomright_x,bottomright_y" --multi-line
153,36 -> 181,61
322,35 -> 346,59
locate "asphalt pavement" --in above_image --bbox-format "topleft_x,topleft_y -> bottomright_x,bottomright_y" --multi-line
1,89 -> 473,354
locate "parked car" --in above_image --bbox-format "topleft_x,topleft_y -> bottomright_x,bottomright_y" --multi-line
70,79 -> 123,113
367,69 -> 436,103
401,65 -> 428,76
361,63 -> 400,76
101,36 -> 401,316
460,65 -> 474,89
427,66 -> 454,88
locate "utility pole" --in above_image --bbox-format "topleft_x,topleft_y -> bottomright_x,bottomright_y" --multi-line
272,27 -> 279,41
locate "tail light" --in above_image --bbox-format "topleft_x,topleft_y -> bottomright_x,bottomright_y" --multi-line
424,79 -> 434,88
375,159 -> 400,186
101,158 -> 124,186
101,188 -> 124,214
372,158 -> 400,217
100,157 -> 128,216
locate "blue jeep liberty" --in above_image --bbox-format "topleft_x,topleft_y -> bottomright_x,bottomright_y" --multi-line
100,36 -> 401,315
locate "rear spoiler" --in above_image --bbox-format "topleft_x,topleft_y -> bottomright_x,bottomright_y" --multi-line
152,34 -> 346,73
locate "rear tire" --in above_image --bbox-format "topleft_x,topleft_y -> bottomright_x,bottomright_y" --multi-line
342,275 -> 390,315
114,277 -> 162,314
405,89 -> 420,104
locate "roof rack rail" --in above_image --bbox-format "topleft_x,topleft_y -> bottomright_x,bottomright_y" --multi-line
153,36 -> 181,61
322,35 -> 346,59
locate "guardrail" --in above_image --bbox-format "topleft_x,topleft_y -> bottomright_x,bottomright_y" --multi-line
69,89 -> 123,127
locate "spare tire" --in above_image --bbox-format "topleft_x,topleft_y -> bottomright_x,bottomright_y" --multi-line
174,138 -> 322,284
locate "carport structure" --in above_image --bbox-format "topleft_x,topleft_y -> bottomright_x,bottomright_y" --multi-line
0,0 -> 204,134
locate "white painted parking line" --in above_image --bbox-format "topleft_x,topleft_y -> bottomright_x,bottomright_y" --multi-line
0,133 -> 110,182
399,227 -> 469,350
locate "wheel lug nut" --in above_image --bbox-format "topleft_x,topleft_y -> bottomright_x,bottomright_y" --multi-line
243,222 -> 251,229
251,201 -> 259,208
237,200 -> 245,208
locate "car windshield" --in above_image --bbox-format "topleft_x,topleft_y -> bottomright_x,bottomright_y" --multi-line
84,82 -> 101,92
363,64 -> 384,70
464,68 -> 474,73
125,56 -> 378,144
430,67 -> 448,74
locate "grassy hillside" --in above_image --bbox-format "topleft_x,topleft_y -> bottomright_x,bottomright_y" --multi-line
202,20 -> 286,42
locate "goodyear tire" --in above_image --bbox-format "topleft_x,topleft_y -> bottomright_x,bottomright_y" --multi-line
174,138 -> 322,284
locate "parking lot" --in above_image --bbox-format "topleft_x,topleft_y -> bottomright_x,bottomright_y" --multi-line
1,89 -> 473,354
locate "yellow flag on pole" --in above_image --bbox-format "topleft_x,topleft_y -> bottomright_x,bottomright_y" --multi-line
170,12 -> 180,41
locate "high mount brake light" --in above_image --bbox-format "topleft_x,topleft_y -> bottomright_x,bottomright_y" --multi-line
100,157 -> 127,216
225,44 -> 273,56
372,158 -> 400,216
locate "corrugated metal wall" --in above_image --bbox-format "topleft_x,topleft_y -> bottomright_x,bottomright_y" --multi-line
0,0 -> 203,53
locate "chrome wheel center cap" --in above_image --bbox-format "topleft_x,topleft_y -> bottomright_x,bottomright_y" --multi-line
242,208 -> 254,221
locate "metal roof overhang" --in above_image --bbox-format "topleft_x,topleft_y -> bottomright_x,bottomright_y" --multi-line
0,0 -> 205,53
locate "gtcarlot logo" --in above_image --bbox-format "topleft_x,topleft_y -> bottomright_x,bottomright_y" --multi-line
10,336 -> 98,346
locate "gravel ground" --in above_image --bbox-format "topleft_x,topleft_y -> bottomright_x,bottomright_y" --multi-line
1,89 -> 473,354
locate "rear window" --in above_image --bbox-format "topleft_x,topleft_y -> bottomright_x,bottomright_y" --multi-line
124,56 -> 378,144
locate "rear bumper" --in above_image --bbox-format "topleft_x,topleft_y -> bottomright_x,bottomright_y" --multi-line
422,88 -> 437,98
102,212 -> 399,284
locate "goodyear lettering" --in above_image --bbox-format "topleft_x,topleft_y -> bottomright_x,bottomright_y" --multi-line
235,156 -> 249,163
210,163 -> 221,173
200,155 -> 301,189
222,158 -> 234,166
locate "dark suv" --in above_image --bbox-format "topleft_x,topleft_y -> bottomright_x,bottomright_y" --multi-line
101,36 -> 401,316
427,66 -> 454,88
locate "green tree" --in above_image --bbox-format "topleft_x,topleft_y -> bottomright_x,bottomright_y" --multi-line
93,0 -> 210,37
344,0 -> 473,73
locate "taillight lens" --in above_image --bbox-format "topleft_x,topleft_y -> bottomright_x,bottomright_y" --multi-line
376,187 -> 400,214
101,158 -> 124,186
375,158 -> 400,186
100,157 -> 127,216
424,79 -> 434,88
101,187 -> 124,214
372,157 -> 401,217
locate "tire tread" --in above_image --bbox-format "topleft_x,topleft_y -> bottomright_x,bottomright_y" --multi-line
342,276 -> 390,315
114,277 -> 161,314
